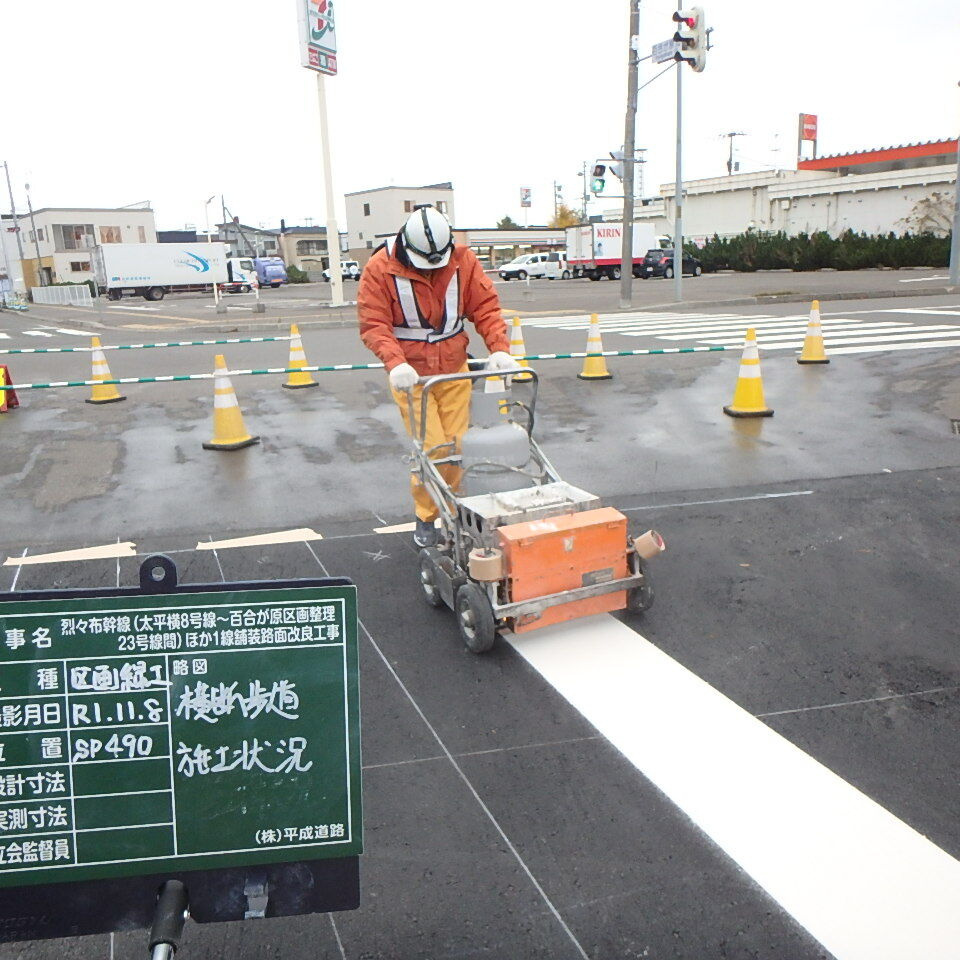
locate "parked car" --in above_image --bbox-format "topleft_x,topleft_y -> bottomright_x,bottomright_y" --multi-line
499,253 -> 550,281
322,260 -> 362,282
639,249 -> 702,279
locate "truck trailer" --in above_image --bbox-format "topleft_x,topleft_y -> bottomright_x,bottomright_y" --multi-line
95,243 -> 229,301
565,222 -> 662,280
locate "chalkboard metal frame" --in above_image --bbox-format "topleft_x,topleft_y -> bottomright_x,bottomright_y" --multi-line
0,562 -> 361,943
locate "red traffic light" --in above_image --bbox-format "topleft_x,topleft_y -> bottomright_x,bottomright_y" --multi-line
673,11 -> 697,27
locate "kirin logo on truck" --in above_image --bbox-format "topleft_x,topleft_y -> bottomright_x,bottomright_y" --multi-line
175,252 -> 211,273
595,227 -> 623,238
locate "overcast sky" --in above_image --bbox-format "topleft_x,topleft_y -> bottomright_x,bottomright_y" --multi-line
2,1 -> 957,233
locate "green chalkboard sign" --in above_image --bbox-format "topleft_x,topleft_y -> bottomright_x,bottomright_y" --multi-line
0,582 -> 361,890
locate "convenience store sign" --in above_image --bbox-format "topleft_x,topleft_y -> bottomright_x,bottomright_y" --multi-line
0,585 -> 361,888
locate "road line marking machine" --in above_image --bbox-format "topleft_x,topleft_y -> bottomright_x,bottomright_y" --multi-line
406,365 -> 664,653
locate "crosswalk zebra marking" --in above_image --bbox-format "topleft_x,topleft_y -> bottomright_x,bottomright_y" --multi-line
521,310 -> 960,357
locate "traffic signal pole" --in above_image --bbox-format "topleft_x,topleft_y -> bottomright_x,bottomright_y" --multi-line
673,59 -> 683,302
619,0 -> 641,309
950,103 -> 960,287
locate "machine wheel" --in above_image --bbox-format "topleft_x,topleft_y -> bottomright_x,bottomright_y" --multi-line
693,265 -> 702,276
626,562 -> 654,613
517,270 -> 528,280
418,549 -> 444,608
108,289 -> 122,301
588,270 -> 600,281
561,270 -> 571,280
241,284 -> 251,293
455,582 -> 497,654
143,286 -> 165,301
610,266 -> 621,280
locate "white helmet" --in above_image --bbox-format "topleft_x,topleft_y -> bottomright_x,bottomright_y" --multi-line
402,204 -> 453,270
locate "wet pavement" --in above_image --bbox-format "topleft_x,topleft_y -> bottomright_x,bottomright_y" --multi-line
1,300 -> 959,958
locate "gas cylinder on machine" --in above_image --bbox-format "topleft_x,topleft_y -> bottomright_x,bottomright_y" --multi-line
461,381 -> 532,496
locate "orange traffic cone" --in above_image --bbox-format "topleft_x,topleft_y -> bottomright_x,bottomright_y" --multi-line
509,315 -> 532,382
0,365 -> 19,413
203,354 -> 260,450
578,313 -> 613,380
723,328 -> 773,418
282,324 -> 318,389
85,337 -> 125,405
797,299 -> 830,364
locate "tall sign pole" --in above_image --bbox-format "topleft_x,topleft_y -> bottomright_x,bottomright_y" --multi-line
298,0 -> 344,308
619,0 -> 641,309
2,162 -> 25,293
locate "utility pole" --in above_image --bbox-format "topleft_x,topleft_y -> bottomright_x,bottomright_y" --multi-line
619,0 -> 641,309
950,84 -> 960,287
24,183 -> 44,287
2,162 -> 25,293
316,73 -> 345,307
580,161 -> 589,222
723,131 -> 745,175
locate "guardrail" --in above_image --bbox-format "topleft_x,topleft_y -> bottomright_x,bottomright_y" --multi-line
30,285 -> 92,307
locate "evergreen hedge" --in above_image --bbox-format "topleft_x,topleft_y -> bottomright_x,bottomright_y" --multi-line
688,230 -> 951,273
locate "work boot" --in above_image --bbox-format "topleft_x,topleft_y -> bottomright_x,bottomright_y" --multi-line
413,519 -> 438,549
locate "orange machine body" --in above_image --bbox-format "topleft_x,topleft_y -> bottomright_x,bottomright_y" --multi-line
497,506 -> 628,633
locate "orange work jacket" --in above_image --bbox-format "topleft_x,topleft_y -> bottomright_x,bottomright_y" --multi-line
358,239 -> 509,377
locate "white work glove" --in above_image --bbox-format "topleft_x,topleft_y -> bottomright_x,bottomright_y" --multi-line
486,351 -> 521,373
388,362 -> 419,391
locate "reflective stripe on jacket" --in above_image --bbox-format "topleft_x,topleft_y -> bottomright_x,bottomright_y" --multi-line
358,238 -> 509,377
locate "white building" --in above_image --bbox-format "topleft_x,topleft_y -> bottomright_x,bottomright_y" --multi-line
345,182 -> 455,261
4,205 -> 157,289
606,140 -> 958,244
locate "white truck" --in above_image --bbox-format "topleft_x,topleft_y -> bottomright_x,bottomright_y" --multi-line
565,222 -> 661,281
94,243 -> 228,301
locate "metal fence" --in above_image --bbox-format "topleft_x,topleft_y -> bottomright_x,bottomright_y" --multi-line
30,285 -> 92,306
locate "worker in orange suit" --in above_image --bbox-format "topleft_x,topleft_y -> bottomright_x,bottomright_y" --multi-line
358,204 -> 520,547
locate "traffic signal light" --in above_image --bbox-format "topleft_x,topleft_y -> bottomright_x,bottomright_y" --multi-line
591,164 -> 606,194
608,149 -> 626,180
673,6 -> 707,72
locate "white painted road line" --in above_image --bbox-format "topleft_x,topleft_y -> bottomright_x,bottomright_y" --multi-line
3,542 -> 137,566
827,338 -> 960,356
509,615 -> 960,960
196,528 -> 324,551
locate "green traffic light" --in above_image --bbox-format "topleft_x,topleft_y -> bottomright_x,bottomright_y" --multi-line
592,178 -> 605,193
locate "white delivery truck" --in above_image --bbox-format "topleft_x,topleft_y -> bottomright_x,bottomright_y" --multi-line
565,222 -> 660,280
94,243 -> 229,301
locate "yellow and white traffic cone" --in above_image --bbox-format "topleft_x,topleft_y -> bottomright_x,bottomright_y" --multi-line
797,299 -> 830,365
509,315 -> 532,381
85,336 -> 125,405
723,328 -> 773,418
203,354 -> 260,451
282,323 -> 318,389
577,313 -> 613,381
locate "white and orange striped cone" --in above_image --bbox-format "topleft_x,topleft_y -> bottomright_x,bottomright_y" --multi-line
282,323 -> 318,389
509,315 -> 532,381
577,313 -> 613,380
85,336 -> 125,405
203,354 -> 260,451
723,328 -> 773,418
797,299 -> 830,364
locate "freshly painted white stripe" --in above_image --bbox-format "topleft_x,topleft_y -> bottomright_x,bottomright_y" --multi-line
196,528 -> 324,551
54,328 -> 91,336
897,274 -> 947,282
3,542 -> 137,566
509,615 -> 960,960
650,322 -> 914,342
884,308 -> 960,317
23,330 -> 53,338
0,333 -> 9,340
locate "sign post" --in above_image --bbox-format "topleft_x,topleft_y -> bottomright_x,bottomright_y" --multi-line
0,556 -> 361,943
298,0 -> 345,308
798,113 -> 818,161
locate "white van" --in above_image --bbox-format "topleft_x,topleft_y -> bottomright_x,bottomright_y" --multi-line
544,251 -> 571,280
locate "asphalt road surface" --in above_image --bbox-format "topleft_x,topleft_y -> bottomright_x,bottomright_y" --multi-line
1,290 -> 959,958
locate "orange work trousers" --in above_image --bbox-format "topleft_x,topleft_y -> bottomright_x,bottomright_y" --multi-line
392,366 -> 471,522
